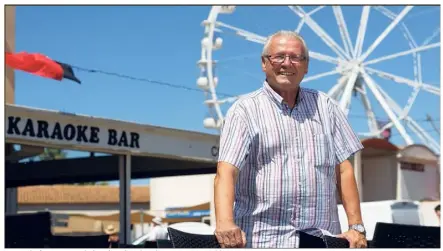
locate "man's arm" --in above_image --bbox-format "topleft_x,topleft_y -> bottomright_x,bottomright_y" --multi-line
335,160 -> 363,225
213,104 -> 250,248
328,98 -> 366,248
214,162 -> 238,226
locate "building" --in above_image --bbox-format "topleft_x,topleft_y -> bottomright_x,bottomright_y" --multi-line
18,185 -> 150,215
149,138 -> 440,226
356,139 -> 440,202
17,185 -> 150,235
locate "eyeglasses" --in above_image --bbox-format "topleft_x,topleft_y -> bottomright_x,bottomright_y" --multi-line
265,54 -> 307,64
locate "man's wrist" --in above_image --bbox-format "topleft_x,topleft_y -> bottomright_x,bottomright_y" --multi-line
349,223 -> 366,237
216,217 -> 235,225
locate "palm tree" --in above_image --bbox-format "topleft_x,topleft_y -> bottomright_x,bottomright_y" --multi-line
38,148 -> 67,161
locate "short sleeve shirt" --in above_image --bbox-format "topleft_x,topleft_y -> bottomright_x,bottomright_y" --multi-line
218,81 -> 364,248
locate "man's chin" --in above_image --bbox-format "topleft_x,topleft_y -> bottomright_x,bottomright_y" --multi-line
276,79 -> 298,87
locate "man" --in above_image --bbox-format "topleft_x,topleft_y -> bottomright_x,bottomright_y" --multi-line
147,217 -> 169,241
104,224 -> 120,248
214,30 -> 366,248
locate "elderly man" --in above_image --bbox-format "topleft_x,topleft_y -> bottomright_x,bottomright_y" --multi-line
214,30 -> 366,248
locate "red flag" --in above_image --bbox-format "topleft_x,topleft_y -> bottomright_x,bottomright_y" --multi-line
5,52 -> 81,84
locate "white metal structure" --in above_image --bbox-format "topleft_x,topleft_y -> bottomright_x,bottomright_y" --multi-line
197,6 -> 440,154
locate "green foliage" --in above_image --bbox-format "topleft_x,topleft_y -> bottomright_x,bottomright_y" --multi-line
38,148 -> 67,161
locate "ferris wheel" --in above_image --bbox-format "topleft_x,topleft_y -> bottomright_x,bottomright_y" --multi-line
197,6 -> 441,154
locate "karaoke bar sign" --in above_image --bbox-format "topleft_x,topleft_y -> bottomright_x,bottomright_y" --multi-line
6,116 -> 141,150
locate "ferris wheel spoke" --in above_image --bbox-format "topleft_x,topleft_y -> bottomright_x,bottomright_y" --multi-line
308,51 -> 341,64
354,6 -> 371,58
374,6 -> 421,87
303,69 -> 340,83
373,4 -> 423,117
402,55 -> 422,117
327,76 -> 347,100
359,85 -> 380,134
360,70 -> 414,145
295,6 -> 325,33
374,6 -> 396,19
288,6 -> 351,60
375,6 -> 420,48
422,27 -> 440,46
215,21 -> 267,44
404,117 -> 440,152
364,79 -> 439,152
375,6 -> 438,49
295,19 -> 305,33
365,67 -> 440,95
375,6 -> 415,45
359,80 -> 402,136
360,6 -> 414,61
364,42 -> 440,66
339,70 -> 359,114
308,6 -> 325,15
332,6 -> 355,58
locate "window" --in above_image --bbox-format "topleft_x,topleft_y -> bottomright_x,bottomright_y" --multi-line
400,162 -> 425,172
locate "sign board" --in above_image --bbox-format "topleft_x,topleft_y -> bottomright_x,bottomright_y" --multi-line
7,113 -> 141,150
166,209 -> 210,218
6,104 -> 219,162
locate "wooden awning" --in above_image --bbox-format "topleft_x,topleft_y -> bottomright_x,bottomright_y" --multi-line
71,211 -> 156,225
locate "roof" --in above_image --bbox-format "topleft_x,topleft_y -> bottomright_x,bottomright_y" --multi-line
361,138 -> 399,151
18,185 -> 150,204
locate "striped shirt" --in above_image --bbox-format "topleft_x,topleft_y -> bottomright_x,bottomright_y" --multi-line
218,81 -> 363,248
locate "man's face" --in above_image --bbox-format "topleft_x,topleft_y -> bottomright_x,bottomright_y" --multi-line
261,35 -> 308,90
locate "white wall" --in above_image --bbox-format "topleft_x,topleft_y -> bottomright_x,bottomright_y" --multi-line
400,164 -> 439,201
149,174 -> 215,217
362,155 -> 397,202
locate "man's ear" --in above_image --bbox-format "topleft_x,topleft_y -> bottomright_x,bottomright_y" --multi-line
261,56 -> 266,72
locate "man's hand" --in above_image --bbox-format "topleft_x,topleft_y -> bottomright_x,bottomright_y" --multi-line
338,230 -> 367,248
214,222 -> 246,248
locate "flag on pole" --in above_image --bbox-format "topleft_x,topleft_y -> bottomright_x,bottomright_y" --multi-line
5,52 -> 81,84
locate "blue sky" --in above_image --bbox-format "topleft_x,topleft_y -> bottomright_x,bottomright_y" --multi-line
14,6 -> 440,185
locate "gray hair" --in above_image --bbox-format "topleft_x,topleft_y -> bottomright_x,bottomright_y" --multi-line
261,30 -> 309,62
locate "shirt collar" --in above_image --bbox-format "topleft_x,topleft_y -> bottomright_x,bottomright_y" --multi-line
263,80 -> 304,107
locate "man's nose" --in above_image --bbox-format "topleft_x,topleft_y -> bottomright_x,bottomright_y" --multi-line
281,56 -> 292,66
